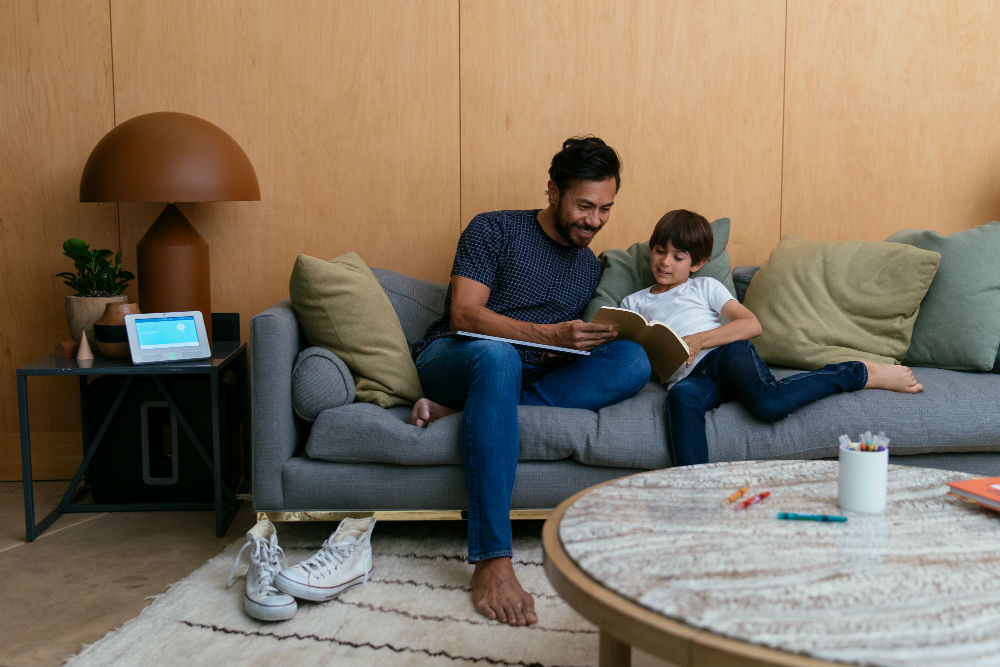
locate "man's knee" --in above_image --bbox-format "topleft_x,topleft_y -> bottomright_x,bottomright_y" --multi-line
599,339 -> 651,391
466,340 -> 522,383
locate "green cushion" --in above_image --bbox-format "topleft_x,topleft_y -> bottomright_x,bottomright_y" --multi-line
289,252 -> 423,408
887,222 -> 1000,371
582,217 -> 736,321
742,236 -> 940,369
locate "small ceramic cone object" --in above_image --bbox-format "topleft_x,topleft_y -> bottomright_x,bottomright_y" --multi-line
76,331 -> 94,361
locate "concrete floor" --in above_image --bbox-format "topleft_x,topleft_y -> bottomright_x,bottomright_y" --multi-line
0,480 -> 255,666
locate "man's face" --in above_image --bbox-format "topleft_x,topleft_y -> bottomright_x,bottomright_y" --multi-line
551,177 -> 618,248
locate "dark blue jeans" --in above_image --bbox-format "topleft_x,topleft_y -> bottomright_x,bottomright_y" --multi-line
415,337 -> 650,562
667,340 -> 867,466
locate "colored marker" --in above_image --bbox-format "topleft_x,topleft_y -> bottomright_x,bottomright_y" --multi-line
777,512 -> 847,522
727,486 -> 749,503
738,491 -> 770,509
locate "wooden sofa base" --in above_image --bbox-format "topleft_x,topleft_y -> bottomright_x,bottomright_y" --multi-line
256,509 -> 551,523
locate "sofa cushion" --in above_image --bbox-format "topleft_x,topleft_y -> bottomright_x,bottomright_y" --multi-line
292,347 -> 355,422
304,383 -> 672,469
886,222 -> 1000,372
289,252 -> 422,408
582,217 -> 736,321
705,367 -> 1000,462
743,236 -> 940,369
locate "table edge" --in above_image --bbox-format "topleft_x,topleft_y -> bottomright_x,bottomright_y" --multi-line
541,475 -> 845,667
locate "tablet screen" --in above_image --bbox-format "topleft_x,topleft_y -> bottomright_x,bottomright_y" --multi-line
134,315 -> 201,350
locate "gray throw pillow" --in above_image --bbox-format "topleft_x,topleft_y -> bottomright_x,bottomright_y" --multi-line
886,222 -> 1000,371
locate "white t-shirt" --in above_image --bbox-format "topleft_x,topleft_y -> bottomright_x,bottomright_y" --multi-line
619,277 -> 735,387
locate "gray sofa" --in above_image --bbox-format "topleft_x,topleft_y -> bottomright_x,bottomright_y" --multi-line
250,266 -> 1000,517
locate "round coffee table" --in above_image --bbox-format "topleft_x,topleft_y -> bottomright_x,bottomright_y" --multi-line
542,460 -> 1000,667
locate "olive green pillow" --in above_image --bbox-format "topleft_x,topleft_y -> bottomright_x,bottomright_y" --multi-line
582,217 -> 736,321
887,222 -> 1000,371
289,252 -> 422,408
743,236 -> 940,369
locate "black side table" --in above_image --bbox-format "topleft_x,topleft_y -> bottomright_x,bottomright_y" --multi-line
16,342 -> 248,541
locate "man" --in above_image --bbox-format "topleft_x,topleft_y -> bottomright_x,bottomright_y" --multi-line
409,136 -> 651,626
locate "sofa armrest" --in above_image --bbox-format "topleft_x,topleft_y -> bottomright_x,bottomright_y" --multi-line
250,299 -> 304,510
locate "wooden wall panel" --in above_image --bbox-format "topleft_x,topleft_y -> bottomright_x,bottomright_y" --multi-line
460,0 -> 786,266
782,0 -> 1000,242
0,0 -> 116,479
110,0 -> 462,325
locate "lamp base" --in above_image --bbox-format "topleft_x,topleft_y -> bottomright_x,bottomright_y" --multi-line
137,203 -> 212,340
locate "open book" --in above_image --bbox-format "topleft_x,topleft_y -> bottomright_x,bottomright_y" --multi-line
592,307 -> 690,383
454,331 -> 590,356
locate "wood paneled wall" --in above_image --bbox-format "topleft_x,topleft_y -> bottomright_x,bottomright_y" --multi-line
3,0 -> 999,479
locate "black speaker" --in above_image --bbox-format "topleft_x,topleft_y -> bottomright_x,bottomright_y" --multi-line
211,312 -> 240,343
85,373 -> 243,503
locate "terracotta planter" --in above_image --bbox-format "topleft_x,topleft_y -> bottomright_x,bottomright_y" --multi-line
65,295 -> 129,346
93,301 -> 141,359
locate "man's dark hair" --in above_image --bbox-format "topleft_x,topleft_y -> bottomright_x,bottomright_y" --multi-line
548,136 -> 622,193
649,209 -> 713,265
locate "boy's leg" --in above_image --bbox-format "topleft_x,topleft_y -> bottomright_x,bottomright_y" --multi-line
666,373 -> 724,465
519,339 -> 651,409
707,340 -> 867,422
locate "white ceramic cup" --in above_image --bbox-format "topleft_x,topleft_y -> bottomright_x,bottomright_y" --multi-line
838,444 -> 889,513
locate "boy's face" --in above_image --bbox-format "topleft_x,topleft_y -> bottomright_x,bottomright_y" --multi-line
649,240 -> 707,293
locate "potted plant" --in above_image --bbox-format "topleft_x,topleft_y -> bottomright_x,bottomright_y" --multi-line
57,237 -> 136,345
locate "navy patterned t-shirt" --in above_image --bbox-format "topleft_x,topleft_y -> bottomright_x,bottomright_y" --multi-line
412,209 -> 603,363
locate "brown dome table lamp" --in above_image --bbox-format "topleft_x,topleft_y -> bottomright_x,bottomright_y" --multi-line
79,111 -> 260,340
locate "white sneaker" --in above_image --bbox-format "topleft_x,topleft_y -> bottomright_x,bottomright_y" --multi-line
274,517 -> 375,602
227,519 -> 297,622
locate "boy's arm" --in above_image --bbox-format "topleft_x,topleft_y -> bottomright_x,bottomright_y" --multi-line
682,299 -> 762,365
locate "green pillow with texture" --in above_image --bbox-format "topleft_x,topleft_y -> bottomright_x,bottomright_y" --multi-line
743,236 -> 940,369
887,222 -> 1000,371
582,217 -> 736,321
289,252 -> 422,408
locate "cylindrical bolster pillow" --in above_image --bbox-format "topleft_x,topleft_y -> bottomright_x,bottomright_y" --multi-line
291,346 -> 356,421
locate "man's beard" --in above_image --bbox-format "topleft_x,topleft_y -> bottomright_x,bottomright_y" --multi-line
553,200 -> 597,248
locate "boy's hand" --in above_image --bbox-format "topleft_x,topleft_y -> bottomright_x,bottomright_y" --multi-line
682,332 -> 711,366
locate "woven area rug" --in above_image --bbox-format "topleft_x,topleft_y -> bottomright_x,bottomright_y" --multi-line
65,520 -> 600,667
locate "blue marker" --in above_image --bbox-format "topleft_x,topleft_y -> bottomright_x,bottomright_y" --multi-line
777,512 -> 847,522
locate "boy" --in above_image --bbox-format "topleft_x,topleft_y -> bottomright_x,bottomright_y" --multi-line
619,209 -> 923,466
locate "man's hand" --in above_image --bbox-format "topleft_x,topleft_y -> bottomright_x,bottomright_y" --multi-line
548,320 -> 616,351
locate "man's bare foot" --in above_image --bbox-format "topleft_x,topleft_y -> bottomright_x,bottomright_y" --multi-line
407,397 -> 457,427
863,362 -> 923,393
471,557 -> 538,626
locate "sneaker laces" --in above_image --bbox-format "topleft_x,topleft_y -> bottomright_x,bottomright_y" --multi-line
227,534 -> 288,593
295,536 -> 358,577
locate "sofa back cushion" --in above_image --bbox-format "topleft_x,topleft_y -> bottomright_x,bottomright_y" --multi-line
289,252 -> 423,408
743,236 -> 940,369
371,268 -> 447,346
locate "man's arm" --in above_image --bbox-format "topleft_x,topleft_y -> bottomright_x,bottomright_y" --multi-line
449,275 -> 616,351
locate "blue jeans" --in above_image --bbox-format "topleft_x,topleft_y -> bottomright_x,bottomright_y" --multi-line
666,340 -> 867,466
415,337 -> 650,562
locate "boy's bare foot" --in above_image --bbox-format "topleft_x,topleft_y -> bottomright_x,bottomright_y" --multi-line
863,362 -> 923,393
407,398 -> 457,427
471,557 -> 538,626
